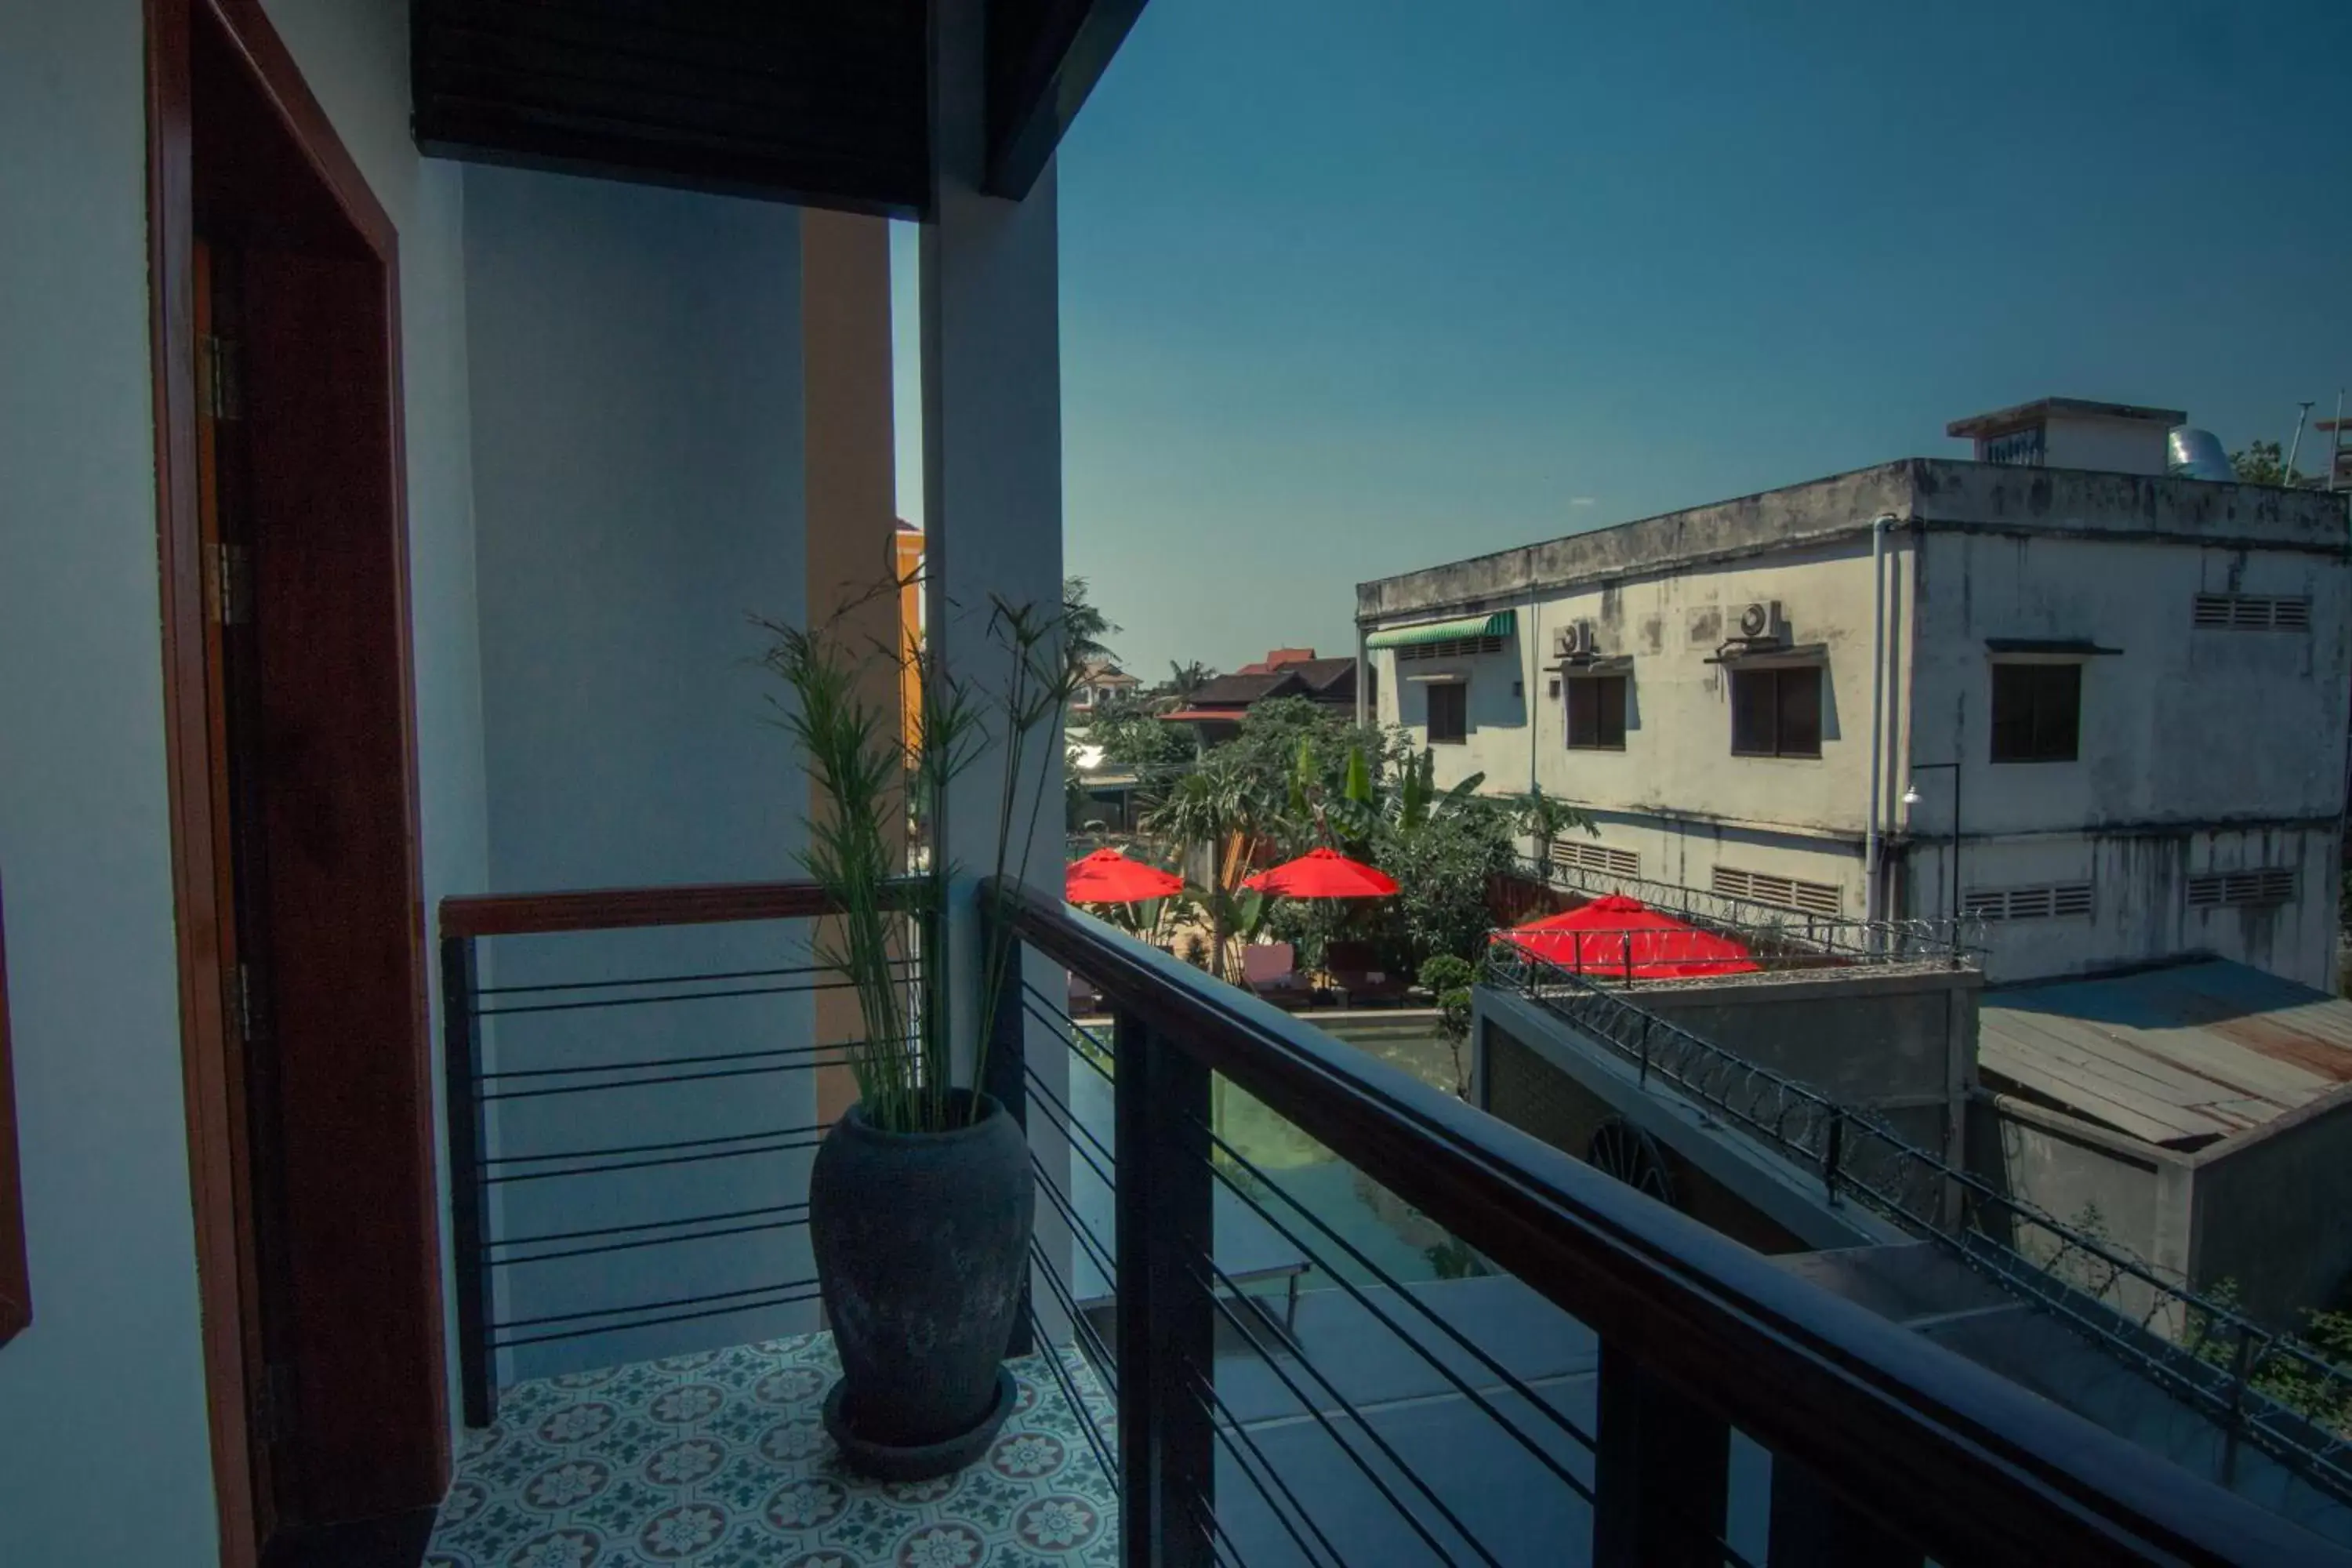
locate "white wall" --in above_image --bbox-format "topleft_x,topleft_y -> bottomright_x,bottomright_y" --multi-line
0,5 -> 227,1561
2041,416 -> 2169,477
463,165 -> 812,1377
1904,531 -> 2349,985
1377,535 -> 1909,848
1907,533 -> 2349,837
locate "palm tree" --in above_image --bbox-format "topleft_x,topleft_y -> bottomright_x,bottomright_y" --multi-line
1141,750 -> 1272,983
1062,577 -> 1116,671
1165,659 -> 1214,704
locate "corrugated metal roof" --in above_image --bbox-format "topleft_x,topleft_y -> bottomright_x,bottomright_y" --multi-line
1978,960 -> 2352,1150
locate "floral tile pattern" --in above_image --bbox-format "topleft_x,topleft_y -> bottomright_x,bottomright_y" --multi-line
427,1334 -> 1117,1567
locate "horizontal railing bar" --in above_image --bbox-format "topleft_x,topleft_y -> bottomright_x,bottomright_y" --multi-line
1203,1137 -> 1599,1486
492,1274 -> 820,1333
474,960 -> 849,996
1023,1085 -> 1120,1196
495,1287 -> 822,1350
992,877 -> 2329,1566
440,876 -> 920,938
1023,1061 -> 1119,1175
488,1200 -> 811,1251
1029,1150 -> 1120,1287
1191,1363 -> 1344,1568
1021,992 -> 1116,1083
480,1039 -> 869,1083
475,976 -> 858,1018
481,1133 -> 826,1185
1026,1310 -> 1119,1482
1028,1239 -> 1119,1399
1186,1490 -> 1258,1568
1188,1253 -> 1484,1568
485,1123 -> 827,1168
492,1211 -> 810,1266
478,1054 -> 861,1101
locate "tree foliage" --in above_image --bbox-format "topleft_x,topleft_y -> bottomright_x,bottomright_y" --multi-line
2230,439 -> 2312,489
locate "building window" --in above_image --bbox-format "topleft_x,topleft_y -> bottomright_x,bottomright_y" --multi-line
1729,666 -> 1821,758
1990,663 -> 2081,763
1965,882 -> 2093,921
2193,593 -> 2310,631
1426,682 -> 1468,745
1565,675 -> 1627,750
1552,839 -> 1639,878
2186,869 -> 2295,909
1712,865 -> 1842,916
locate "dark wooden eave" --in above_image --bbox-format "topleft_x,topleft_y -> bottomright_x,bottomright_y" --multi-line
985,0 -> 1147,198
411,0 -> 932,217
410,0 -> 1147,216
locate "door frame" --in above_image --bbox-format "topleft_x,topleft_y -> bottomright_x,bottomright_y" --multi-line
144,2 -> 443,1563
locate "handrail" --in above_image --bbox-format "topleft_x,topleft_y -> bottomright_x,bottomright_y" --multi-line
1490,942 -> 2352,1505
1518,855 -> 1983,966
439,877 -> 920,939
992,877 -> 2347,1566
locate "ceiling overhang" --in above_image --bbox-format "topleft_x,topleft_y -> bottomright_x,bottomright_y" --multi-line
411,0 -> 1145,218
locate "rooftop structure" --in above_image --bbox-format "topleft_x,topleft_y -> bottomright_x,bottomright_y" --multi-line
1162,648 -> 1359,735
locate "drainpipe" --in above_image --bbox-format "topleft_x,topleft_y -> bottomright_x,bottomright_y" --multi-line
1356,622 -> 1370,728
1527,591 -> 1542,800
1864,513 -> 1899,928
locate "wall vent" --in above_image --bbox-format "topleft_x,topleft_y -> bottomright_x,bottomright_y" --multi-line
2192,593 -> 2310,631
1711,865 -> 1842,916
1396,634 -> 1508,661
1551,839 -> 1639,878
2185,868 -> 2296,909
1963,882 -> 2093,921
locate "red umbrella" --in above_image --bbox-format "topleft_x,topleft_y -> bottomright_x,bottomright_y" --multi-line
1498,893 -> 1759,979
1065,848 -> 1185,904
1242,846 -> 1399,898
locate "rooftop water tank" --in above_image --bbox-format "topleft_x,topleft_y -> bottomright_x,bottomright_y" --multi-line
2166,426 -> 2234,481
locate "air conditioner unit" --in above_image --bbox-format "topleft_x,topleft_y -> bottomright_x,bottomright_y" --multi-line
1553,620 -> 1597,659
1736,600 -> 1787,643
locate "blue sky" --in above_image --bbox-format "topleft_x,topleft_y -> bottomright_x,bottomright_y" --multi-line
896,0 -> 2352,677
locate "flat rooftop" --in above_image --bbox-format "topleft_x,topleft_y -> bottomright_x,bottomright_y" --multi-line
1946,397 -> 2187,437
1978,959 -> 2352,1151
1357,458 -> 2350,626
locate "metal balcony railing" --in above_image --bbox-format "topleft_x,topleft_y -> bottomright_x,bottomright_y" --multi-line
437,879 -> 919,1425
1486,940 -> 2352,1523
993,877 -> 2342,1566
1517,856 -> 1981,970
433,874 -> 2347,1563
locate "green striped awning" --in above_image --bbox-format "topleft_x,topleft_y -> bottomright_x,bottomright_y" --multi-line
1365,610 -> 1515,650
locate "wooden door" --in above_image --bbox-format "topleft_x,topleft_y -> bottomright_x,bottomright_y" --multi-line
196,239 -> 303,1539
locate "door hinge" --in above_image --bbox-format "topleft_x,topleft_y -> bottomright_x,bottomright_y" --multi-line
230,960 -> 268,1044
205,541 -> 253,628
256,1361 -> 297,1445
198,332 -> 242,422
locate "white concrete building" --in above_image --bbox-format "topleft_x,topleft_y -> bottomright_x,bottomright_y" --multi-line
1356,404 -> 2352,987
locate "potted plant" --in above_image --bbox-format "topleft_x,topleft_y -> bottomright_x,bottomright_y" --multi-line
761,587 -> 1075,1480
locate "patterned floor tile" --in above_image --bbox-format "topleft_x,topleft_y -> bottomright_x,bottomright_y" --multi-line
427,1334 -> 1117,1566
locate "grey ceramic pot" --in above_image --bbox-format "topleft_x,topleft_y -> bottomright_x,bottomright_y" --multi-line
808,1089 -> 1033,1474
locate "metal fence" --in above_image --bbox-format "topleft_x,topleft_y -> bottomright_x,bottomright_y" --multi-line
1487,943 -> 2352,1508
1517,856 -> 1982,970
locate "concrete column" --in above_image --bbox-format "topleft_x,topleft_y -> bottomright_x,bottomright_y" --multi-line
800,209 -> 902,1127
924,2 -> 1073,1342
